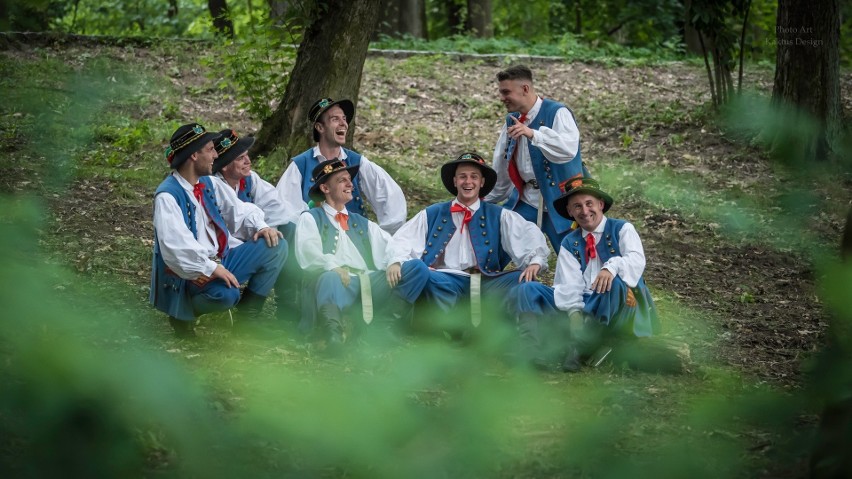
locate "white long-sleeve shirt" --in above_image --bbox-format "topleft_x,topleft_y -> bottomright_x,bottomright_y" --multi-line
387,199 -> 550,274
276,146 -> 407,234
485,96 -> 580,208
553,217 -> 646,313
214,170 -> 299,228
295,203 -> 391,273
153,172 -> 269,280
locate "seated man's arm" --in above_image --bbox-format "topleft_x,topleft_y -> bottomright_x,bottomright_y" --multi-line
600,222 -> 646,288
553,245 -> 585,313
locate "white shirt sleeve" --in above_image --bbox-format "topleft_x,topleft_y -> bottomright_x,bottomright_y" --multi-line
601,222 -> 646,288
211,178 -> 269,239
153,193 -> 218,280
357,155 -> 407,234
251,171 -> 299,227
553,245 -> 586,313
386,209 -> 429,267
499,209 -> 550,271
276,162 -> 310,215
484,124 -> 512,204
368,220 -> 393,270
530,106 -> 580,163
294,212 -> 335,272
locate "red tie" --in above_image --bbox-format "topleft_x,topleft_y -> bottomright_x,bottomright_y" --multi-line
193,183 -> 205,202
507,112 -> 528,194
336,212 -> 349,231
585,233 -> 597,262
192,182 -> 227,258
450,203 -> 472,229
238,177 -> 246,194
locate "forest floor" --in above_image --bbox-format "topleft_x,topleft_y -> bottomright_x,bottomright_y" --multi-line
1,38 -> 851,477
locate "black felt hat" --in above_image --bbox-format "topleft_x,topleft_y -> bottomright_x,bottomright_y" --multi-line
440,152 -> 497,198
308,98 -> 355,142
552,176 -> 614,220
212,129 -> 255,174
308,158 -> 360,203
164,123 -> 222,169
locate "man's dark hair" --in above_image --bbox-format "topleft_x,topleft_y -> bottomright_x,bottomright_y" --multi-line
496,65 -> 533,82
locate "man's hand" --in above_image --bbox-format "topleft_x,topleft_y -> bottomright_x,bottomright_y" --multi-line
210,264 -> 240,288
591,268 -> 614,294
254,227 -> 283,247
518,263 -> 541,283
386,262 -> 402,288
333,267 -> 351,287
507,114 -> 533,141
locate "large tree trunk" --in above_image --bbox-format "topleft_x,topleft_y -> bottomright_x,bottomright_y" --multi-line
444,0 -> 463,35
376,0 -> 428,39
772,0 -> 841,161
208,0 -> 234,37
466,0 -> 492,37
252,0 -> 382,160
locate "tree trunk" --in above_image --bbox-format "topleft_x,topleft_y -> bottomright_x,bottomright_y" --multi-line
252,0 -> 382,160
376,0 -> 427,39
466,0 -> 492,38
772,0 -> 841,161
445,0 -> 463,35
208,0 -> 234,37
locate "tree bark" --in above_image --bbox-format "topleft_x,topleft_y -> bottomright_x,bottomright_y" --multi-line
252,0 -> 382,160
466,0 -> 493,38
208,0 -> 234,37
772,0 -> 841,161
445,0 -> 463,35
376,0 -> 428,39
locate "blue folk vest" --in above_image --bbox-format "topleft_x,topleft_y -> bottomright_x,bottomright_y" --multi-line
421,201 -> 511,276
560,218 -> 659,336
503,98 -> 589,235
307,207 -> 376,271
292,148 -> 366,215
237,173 -> 254,203
149,175 -> 231,321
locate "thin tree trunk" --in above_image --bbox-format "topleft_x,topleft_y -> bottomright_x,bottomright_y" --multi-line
466,0 -> 493,38
208,0 -> 234,37
252,0 -> 382,160
698,31 -> 717,107
575,0 -> 582,34
738,0 -> 752,94
445,0 -> 463,35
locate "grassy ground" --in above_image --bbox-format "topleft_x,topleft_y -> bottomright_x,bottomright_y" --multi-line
1,39 -> 850,477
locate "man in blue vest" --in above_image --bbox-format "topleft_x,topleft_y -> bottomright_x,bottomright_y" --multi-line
274,98 -> 407,319
551,177 -> 661,371
386,153 -> 554,363
295,159 -> 417,352
484,65 -> 590,251
150,123 -> 287,338
212,128 -> 297,229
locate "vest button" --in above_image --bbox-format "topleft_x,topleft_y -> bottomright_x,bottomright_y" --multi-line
442,218 -> 447,223
433,233 -> 438,238
610,249 -> 616,253
437,226 -> 443,231
428,242 -> 432,246
481,232 -> 486,236
485,240 -> 490,244
489,249 -> 493,253
480,215 -> 485,220
550,182 -> 555,186
480,223 -> 485,227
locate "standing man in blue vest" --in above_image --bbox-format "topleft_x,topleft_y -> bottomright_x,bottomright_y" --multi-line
275,98 -> 407,319
551,177 -> 661,371
150,123 -> 287,338
295,159 -> 418,352
484,65 -> 590,251
212,128 -> 298,230
386,153 -> 554,361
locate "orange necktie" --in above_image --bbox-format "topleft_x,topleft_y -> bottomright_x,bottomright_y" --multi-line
336,212 -> 349,231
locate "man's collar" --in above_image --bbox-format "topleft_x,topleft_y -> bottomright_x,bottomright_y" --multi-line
524,96 -> 543,120
582,216 -> 608,237
312,144 -> 347,161
173,171 -> 195,191
452,198 -> 480,211
322,201 -> 347,216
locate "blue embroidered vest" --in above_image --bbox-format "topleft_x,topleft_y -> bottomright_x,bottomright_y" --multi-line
503,98 -> 589,234
237,173 -> 254,203
292,148 -> 365,215
307,207 -> 376,271
421,201 -> 511,276
149,175 -> 231,321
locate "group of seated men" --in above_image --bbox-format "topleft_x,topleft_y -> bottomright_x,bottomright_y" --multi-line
149,65 -> 661,372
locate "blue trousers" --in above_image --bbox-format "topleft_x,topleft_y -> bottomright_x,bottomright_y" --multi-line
314,270 -> 389,311
411,264 -> 552,316
583,275 -> 660,338
512,200 -> 568,252
186,238 -> 287,317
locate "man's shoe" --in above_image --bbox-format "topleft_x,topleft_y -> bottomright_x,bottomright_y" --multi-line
561,346 -> 582,373
169,317 -> 197,339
